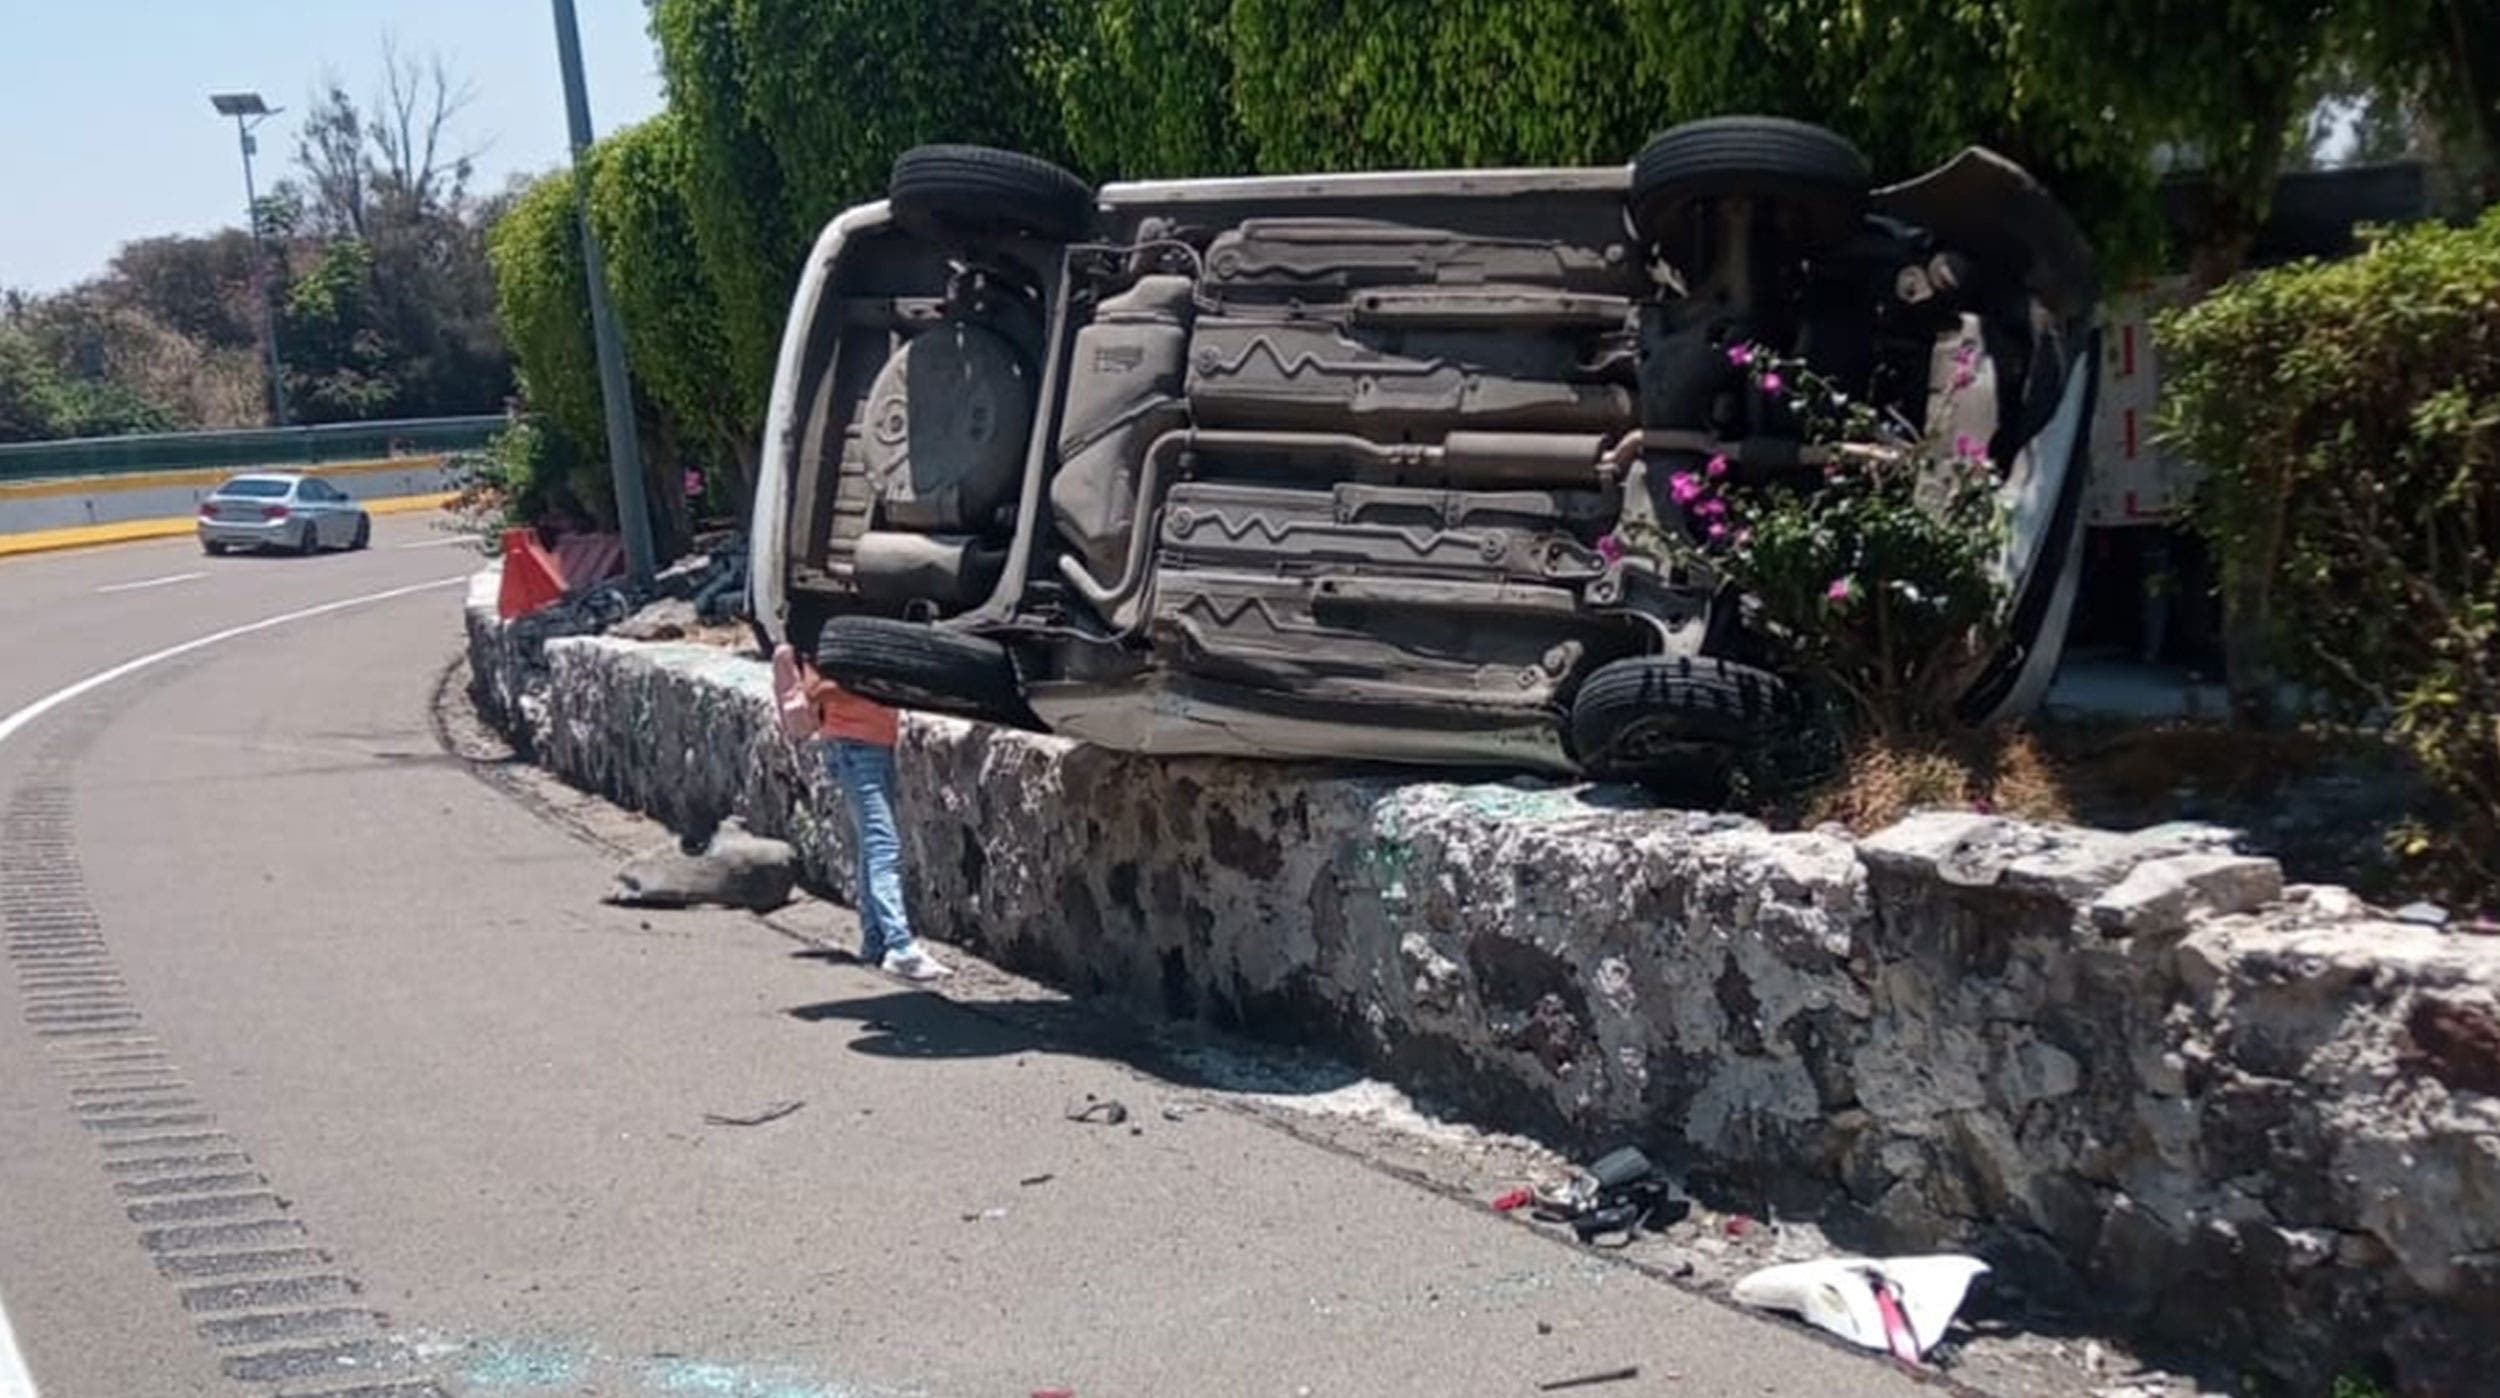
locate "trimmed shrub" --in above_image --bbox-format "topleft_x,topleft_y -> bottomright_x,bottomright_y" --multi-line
2159,208 -> 2500,893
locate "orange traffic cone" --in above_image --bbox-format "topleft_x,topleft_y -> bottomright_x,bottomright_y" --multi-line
497,527 -> 570,621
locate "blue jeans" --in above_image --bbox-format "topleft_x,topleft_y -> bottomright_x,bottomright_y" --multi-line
826,741 -> 916,962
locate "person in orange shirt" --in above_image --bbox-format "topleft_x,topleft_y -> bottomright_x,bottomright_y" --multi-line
772,642 -> 951,982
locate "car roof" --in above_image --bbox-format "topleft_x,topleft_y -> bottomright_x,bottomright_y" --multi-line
217,472 -> 305,487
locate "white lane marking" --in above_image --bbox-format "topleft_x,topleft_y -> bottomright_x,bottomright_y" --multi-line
0,1282 -> 38,1398
0,574 -> 460,1395
397,536 -> 478,551
94,571 -> 207,595
0,577 -> 465,754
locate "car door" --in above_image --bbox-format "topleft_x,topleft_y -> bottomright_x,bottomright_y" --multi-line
298,478 -> 340,545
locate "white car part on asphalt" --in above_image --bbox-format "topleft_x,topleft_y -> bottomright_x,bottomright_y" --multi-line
1731,1254 -> 1989,1362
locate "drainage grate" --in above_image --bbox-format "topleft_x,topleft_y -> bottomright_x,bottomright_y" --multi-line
4,774 -> 442,1396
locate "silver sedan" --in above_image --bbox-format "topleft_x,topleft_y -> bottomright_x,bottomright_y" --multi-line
196,473 -> 372,555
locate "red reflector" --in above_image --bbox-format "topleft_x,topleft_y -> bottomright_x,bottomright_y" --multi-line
262,504 -> 290,521
2122,324 -> 2137,378
197,503 -> 215,518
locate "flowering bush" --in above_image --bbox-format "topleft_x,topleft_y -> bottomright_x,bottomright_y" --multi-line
1610,338 -> 2011,740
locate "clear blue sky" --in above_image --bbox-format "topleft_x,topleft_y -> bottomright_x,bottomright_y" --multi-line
1,0 -> 666,294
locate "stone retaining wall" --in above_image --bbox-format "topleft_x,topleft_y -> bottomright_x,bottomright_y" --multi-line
465,579 -> 2500,1394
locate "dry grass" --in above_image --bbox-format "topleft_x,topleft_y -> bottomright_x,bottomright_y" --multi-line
1789,722 -> 2364,838
1799,729 -> 2074,834
2044,724 -> 2338,811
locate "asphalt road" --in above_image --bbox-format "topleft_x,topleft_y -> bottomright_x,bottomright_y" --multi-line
0,517 -> 1936,1398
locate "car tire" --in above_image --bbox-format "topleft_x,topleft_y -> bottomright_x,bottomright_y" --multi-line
1570,654 -> 1828,794
350,516 -> 371,550
814,616 -> 1036,728
296,522 -> 320,556
888,145 -> 1094,245
201,539 -> 225,556
1629,116 -> 1869,261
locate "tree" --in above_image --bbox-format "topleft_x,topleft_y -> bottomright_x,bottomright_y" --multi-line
102,233 -> 264,351
295,41 -> 481,237
275,42 -> 511,423
282,238 -> 396,421
0,324 -> 78,443
1055,0 -> 1255,179
294,76 -> 372,240
0,310 -> 182,442
1620,0 -> 2163,270
8,287 -> 258,435
2339,0 -> 2499,198
2011,0 -> 2337,291
368,38 -> 483,228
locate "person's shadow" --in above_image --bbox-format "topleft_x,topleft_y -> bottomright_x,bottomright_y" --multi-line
782,949 -> 1363,1097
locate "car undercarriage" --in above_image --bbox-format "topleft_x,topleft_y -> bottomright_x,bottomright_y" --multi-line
750,118 -> 2099,787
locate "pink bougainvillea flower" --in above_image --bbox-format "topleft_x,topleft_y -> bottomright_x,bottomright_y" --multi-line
1595,531 -> 1626,564
1707,521 -> 1729,541
1954,341 -> 1978,368
1726,344 -> 1755,367
1761,371 -> 1786,396
1951,365 -> 1977,390
1694,496 -> 1727,519
1670,472 -> 1705,505
1826,577 -> 1854,603
1953,433 -> 1985,462
1706,453 -> 1731,479
684,469 -> 705,498
1734,528 -> 1752,547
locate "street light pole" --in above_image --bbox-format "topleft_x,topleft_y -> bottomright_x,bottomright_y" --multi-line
210,92 -> 290,428
549,0 -> 657,587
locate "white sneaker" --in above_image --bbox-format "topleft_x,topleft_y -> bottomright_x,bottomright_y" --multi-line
880,946 -> 953,982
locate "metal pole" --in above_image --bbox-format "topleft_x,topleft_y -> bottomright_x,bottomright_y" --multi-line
550,0 -> 657,587
233,115 -> 290,428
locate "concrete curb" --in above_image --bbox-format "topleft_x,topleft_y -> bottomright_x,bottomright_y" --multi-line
0,492 -> 455,559
465,566 -> 2500,1394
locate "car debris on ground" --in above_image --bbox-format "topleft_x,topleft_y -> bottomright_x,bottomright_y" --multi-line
1514,1145 -> 1691,1247
1730,1254 -> 1989,1364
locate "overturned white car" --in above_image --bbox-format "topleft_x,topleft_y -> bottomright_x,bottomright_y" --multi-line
749,117 -> 2097,783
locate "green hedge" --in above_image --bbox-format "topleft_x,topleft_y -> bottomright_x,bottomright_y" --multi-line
1226,0 -> 1659,171
1055,0 -> 1254,179
651,0 -> 802,435
588,112 -> 746,484
487,172 -> 603,460
2160,207 -> 2500,891
494,0 -> 2183,537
